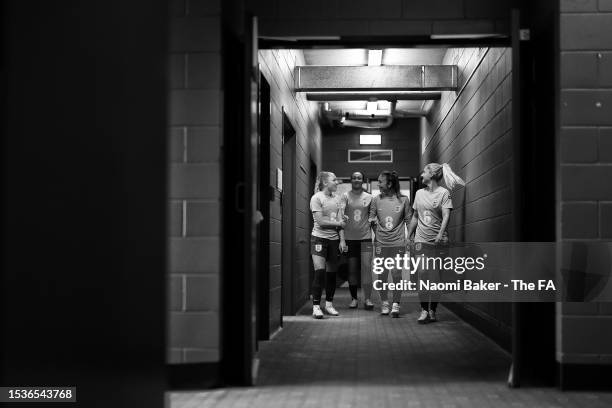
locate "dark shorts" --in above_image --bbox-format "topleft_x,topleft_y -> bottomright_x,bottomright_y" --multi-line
373,243 -> 407,258
409,242 -> 457,291
410,241 -> 449,258
311,236 -> 340,262
372,244 -> 407,273
346,239 -> 372,258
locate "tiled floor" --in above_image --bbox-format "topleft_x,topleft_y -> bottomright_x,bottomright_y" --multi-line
169,289 -> 612,408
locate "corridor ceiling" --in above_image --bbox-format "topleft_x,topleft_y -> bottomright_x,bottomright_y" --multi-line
300,48 -> 450,120
302,48 -> 447,66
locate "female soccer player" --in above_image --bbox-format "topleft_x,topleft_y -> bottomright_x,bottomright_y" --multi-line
369,171 -> 412,318
310,171 -> 348,319
408,162 -> 465,323
340,171 -> 374,310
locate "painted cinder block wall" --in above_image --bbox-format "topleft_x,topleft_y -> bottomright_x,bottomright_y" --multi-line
167,0 -> 222,364
421,47 -> 513,345
557,0 -> 612,366
322,119 -> 421,179
259,49 -> 323,334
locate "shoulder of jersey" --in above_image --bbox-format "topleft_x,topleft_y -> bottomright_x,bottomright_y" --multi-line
314,191 -> 326,201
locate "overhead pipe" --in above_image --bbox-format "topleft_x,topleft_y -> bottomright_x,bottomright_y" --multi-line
341,117 -> 394,129
322,101 -> 397,129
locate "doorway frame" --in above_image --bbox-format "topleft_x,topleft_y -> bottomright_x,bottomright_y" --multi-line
224,12 -> 558,386
280,109 -> 297,322
256,72 -> 272,342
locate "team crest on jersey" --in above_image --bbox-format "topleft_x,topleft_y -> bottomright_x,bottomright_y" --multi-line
362,199 -> 368,207
394,205 -> 401,213
415,243 -> 422,251
315,244 -> 322,252
432,199 -> 439,207
375,246 -> 381,255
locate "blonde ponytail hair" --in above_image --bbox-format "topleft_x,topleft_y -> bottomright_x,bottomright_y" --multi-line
425,163 -> 465,191
314,171 -> 335,194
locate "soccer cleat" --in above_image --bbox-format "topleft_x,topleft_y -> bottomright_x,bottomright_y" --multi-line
391,302 -> 400,318
364,299 -> 374,310
312,305 -> 324,319
417,309 -> 430,324
325,301 -> 339,316
429,309 -> 437,322
381,301 -> 390,315
349,298 -> 358,309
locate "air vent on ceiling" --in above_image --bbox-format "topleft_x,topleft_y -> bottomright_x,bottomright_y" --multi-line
348,149 -> 393,163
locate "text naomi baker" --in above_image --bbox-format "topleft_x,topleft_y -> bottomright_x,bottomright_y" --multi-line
373,279 -> 504,291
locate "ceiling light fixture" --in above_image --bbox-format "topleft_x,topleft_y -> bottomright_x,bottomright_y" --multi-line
430,34 -> 506,40
367,49 -> 383,66
360,134 -> 381,145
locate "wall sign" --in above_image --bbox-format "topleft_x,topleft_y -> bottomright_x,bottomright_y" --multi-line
276,168 -> 283,191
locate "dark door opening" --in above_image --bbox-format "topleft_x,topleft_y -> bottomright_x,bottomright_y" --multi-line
509,7 -> 556,387
256,73 -> 272,342
222,14 -> 258,386
281,111 -> 297,322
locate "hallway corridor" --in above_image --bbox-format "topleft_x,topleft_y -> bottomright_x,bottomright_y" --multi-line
168,289 -> 612,408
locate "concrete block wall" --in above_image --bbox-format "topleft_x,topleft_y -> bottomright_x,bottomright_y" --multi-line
421,47 -> 513,339
322,119 -> 420,179
248,0 -> 513,37
557,0 -> 612,365
167,0 -> 222,364
259,49 -> 322,334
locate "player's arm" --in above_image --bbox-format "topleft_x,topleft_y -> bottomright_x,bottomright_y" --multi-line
435,190 -> 452,243
435,208 -> 451,244
313,212 -> 344,229
407,193 -> 418,241
403,197 -> 413,228
407,212 -> 418,242
338,193 -> 347,220
368,196 -> 378,233
339,228 -> 347,252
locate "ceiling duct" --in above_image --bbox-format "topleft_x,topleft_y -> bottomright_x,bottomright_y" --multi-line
307,91 -> 441,102
321,101 -> 396,129
341,117 -> 393,129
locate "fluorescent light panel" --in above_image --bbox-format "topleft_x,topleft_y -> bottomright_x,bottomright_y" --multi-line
430,34 -> 505,39
309,91 -> 432,95
360,134 -> 381,145
367,49 -> 382,66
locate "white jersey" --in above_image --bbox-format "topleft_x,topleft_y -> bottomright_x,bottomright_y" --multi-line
310,191 -> 343,240
341,190 -> 372,240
